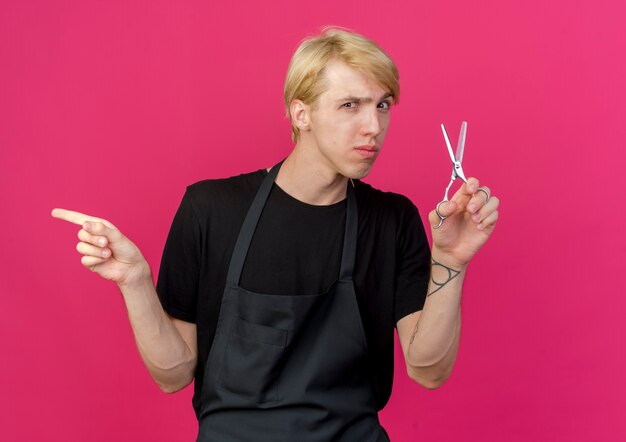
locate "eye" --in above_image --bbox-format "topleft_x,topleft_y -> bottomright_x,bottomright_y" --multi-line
378,101 -> 392,110
342,102 -> 357,109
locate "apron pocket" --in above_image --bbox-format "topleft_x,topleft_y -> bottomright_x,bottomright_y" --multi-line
217,316 -> 288,403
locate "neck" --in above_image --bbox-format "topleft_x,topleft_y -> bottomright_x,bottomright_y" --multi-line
273,144 -> 349,206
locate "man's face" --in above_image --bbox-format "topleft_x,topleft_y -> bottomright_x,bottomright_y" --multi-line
304,60 -> 392,179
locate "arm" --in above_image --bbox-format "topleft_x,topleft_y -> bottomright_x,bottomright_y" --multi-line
51,209 -> 197,393
397,178 -> 499,389
119,270 -> 197,393
396,254 -> 464,389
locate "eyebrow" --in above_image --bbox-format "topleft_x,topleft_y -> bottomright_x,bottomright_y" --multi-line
335,92 -> 393,104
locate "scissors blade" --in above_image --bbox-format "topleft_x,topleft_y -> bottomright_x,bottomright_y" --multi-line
441,124 -> 456,165
456,121 -> 467,162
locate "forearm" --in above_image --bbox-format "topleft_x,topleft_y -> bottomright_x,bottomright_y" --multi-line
406,249 -> 465,386
118,265 -> 196,392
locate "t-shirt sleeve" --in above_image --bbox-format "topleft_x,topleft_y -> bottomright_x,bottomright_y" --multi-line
156,189 -> 202,323
394,197 -> 431,324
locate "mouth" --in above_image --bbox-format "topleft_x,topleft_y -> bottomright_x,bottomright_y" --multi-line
353,145 -> 379,159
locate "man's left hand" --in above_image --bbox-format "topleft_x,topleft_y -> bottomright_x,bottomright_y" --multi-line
428,177 -> 499,268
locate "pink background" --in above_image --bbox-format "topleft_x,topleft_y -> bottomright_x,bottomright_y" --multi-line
2,0 -> 625,441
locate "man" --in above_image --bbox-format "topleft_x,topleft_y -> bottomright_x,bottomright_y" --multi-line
53,28 -> 499,441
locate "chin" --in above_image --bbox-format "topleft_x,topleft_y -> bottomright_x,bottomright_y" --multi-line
343,162 -> 375,180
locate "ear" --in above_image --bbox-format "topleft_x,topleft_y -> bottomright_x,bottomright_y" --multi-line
290,99 -> 311,132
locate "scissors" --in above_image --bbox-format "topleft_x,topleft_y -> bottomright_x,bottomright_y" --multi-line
434,121 -> 468,229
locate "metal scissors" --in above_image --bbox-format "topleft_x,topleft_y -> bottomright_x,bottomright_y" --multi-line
434,121 -> 468,229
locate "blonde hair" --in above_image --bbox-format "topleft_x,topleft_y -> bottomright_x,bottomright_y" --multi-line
284,27 -> 400,142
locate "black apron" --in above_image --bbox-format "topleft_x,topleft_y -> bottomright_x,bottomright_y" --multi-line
197,163 -> 389,442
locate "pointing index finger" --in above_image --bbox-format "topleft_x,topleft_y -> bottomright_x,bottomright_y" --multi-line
51,208 -> 96,226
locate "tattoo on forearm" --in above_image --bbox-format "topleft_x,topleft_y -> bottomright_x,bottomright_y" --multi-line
409,259 -> 461,346
427,258 -> 461,297
410,320 -> 419,345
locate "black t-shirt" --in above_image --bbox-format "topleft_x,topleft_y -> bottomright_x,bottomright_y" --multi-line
156,169 -> 431,412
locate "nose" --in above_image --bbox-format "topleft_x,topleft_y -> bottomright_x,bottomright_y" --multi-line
361,107 -> 383,138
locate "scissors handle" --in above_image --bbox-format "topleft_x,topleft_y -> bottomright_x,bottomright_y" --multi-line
434,201 -> 447,229
434,175 -> 455,229
443,174 -> 456,202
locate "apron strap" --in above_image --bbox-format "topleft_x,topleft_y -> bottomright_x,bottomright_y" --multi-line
339,181 -> 357,281
225,163 -> 281,286
225,161 -> 358,286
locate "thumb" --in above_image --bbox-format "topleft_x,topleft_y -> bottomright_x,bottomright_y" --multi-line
428,200 -> 458,229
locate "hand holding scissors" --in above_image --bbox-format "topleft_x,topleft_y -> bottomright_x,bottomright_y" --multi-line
429,121 -> 500,268
434,121 -> 490,229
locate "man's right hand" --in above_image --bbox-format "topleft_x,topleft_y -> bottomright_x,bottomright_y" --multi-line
51,208 -> 150,287
51,208 -> 197,393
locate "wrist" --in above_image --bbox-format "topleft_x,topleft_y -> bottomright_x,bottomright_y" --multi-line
431,247 -> 469,271
117,261 -> 153,291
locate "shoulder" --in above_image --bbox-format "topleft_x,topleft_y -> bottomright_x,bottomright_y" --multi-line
354,180 -> 420,218
354,180 -> 426,246
183,168 -> 267,213
186,168 -> 267,199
